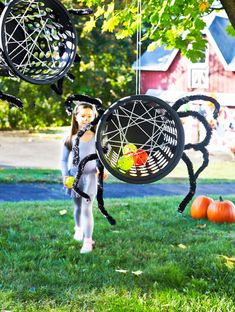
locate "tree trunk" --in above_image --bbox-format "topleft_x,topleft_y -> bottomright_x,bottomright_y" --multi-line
221,0 -> 235,29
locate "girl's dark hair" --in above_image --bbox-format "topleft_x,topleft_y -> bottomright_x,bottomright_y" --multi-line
65,102 -> 98,150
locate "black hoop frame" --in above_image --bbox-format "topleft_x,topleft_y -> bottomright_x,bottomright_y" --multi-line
96,95 -> 185,184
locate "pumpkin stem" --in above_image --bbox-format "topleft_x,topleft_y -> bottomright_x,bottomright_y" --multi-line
219,196 -> 223,202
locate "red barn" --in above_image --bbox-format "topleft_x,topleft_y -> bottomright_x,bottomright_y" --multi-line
133,14 -> 235,147
134,15 -> 235,106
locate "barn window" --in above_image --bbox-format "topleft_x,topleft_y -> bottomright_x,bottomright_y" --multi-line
188,46 -> 209,89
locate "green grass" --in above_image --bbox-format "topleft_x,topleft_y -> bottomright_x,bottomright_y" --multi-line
0,158 -> 235,184
0,197 -> 235,311
0,168 -> 62,184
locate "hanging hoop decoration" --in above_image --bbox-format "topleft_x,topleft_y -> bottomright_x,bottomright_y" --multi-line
96,95 -> 185,184
0,0 -> 77,84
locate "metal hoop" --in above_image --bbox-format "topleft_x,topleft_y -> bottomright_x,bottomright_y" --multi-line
96,94 -> 185,184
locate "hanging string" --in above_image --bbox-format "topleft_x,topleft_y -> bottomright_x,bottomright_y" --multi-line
136,0 -> 142,95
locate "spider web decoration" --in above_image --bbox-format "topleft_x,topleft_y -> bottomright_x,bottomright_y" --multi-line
96,95 -> 185,184
0,0 -> 77,84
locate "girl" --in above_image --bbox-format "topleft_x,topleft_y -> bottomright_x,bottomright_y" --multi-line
61,102 -> 98,254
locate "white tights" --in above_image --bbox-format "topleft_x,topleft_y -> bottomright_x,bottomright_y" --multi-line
73,196 -> 94,239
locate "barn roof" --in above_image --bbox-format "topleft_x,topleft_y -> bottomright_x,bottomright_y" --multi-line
132,45 -> 179,71
207,16 -> 235,70
133,14 -> 235,71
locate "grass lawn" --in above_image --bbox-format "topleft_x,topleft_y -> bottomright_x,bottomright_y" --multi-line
0,196 -> 234,311
0,158 -> 235,184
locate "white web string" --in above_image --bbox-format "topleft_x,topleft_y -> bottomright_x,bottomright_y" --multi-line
114,109 -> 128,159
7,18 -> 51,71
4,1 -> 60,75
5,3 -> 33,43
104,108 -> 175,140
37,1 -> 57,69
104,103 -> 171,137
102,101 -> 178,157
136,0 -> 142,95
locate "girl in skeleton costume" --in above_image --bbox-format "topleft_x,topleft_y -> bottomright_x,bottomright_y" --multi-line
61,102 -> 100,254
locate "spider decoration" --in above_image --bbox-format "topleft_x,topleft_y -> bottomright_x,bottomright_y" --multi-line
0,0 -> 92,108
65,94 -> 220,225
0,0 -> 221,225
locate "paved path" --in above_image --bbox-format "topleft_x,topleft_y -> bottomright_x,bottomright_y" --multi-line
0,183 -> 234,202
0,132 -> 234,202
0,131 -> 234,169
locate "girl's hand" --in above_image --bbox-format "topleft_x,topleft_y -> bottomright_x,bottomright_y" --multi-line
103,169 -> 108,181
96,169 -> 108,181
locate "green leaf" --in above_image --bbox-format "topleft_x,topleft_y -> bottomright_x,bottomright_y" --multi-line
147,41 -> 159,52
102,15 -> 119,32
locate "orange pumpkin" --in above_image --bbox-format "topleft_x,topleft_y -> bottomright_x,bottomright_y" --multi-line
207,196 -> 235,223
190,196 -> 213,219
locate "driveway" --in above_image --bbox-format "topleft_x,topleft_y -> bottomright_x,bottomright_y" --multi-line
0,130 -> 234,169
0,131 -> 64,169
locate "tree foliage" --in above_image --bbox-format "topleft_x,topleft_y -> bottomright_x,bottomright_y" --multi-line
80,0 -> 235,62
1,0 -> 235,129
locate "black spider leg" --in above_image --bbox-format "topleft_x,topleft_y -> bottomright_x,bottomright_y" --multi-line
72,153 -> 98,200
0,91 -> 23,109
177,111 -> 212,213
71,116 -> 101,198
172,94 -> 220,120
50,77 -> 65,95
97,159 -> 116,225
172,94 -> 220,213
74,54 -> 81,64
72,114 -> 101,167
50,53 -> 82,95
72,153 -> 116,225
65,94 -> 104,115
178,151 -> 196,213
67,8 -> 93,16
180,111 -> 213,150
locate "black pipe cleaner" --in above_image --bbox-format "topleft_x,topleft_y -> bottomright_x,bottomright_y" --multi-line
65,94 -> 103,115
67,8 -> 93,16
0,91 -> 23,109
178,152 -> 196,213
72,153 -> 116,225
72,153 -> 98,200
97,159 -> 116,225
172,94 -> 220,119
173,95 -> 220,213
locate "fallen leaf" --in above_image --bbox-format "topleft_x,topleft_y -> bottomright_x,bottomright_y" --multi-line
224,261 -> 234,269
196,224 -> 207,229
115,269 -> 128,274
178,244 -> 187,249
132,270 -> 143,276
59,209 -> 67,216
219,255 -> 235,262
